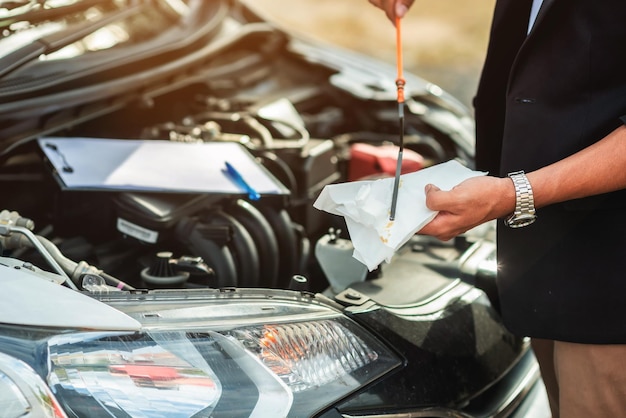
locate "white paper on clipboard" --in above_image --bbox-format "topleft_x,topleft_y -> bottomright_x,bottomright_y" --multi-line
38,137 -> 289,196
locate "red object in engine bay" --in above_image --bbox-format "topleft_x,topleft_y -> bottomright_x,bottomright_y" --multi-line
348,142 -> 424,181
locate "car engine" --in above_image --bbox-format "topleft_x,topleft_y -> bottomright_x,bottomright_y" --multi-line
0,9 -> 478,295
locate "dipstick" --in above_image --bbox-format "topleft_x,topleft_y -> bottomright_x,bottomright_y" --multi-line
389,16 -> 406,221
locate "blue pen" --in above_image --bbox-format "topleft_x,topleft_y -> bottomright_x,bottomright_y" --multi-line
224,161 -> 261,200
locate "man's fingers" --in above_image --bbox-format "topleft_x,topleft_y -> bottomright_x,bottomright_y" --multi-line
396,0 -> 415,18
368,0 -> 415,22
396,3 -> 408,18
418,211 -> 458,241
424,183 -> 451,212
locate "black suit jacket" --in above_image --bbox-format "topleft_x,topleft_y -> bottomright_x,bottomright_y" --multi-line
473,0 -> 626,343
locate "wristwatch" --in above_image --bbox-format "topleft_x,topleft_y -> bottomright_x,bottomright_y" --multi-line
505,170 -> 537,228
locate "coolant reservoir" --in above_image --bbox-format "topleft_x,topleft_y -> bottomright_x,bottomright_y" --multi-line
315,231 -> 368,293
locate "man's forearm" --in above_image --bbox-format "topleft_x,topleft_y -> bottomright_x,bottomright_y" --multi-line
528,124 -> 626,208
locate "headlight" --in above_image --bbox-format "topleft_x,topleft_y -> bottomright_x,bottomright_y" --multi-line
0,352 -> 67,418
2,292 -> 401,417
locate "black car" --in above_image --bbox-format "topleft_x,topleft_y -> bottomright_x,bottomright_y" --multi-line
0,1 -> 547,417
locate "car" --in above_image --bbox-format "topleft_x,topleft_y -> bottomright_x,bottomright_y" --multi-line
0,1 -> 548,417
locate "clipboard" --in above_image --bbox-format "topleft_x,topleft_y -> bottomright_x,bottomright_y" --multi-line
38,137 -> 290,197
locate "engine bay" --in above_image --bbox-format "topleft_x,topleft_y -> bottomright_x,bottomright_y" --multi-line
0,24 -> 480,297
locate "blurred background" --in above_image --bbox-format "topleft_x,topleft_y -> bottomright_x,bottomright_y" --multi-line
254,0 -> 496,110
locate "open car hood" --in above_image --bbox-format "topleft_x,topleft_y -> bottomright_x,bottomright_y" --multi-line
0,0 -> 473,158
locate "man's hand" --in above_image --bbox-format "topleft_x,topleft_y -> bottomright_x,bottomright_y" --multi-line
368,0 -> 415,22
419,176 -> 515,241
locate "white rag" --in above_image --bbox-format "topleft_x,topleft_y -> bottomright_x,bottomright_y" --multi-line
313,160 -> 487,270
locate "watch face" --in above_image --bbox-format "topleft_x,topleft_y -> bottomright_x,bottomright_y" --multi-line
505,213 -> 537,228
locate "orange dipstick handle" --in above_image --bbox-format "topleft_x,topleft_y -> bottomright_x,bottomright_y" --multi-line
395,17 -> 406,104
389,16 -> 406,221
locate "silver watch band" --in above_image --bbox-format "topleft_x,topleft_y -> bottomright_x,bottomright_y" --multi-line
506,170 -> 536,228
